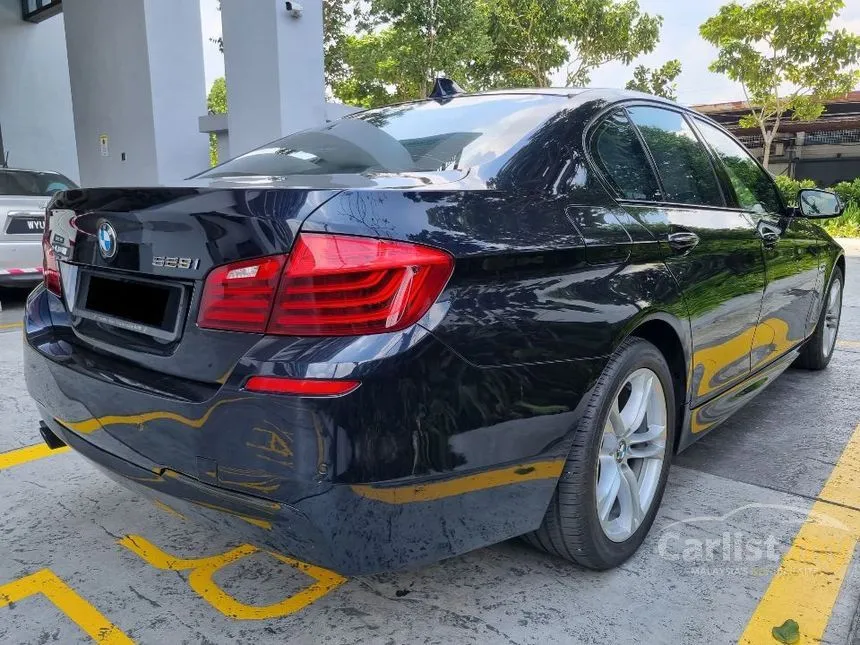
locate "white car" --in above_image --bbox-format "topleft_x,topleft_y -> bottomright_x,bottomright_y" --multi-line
0,168 -> 77,287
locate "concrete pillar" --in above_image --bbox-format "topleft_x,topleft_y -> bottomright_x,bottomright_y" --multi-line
62,0 -> 208,187
221,0 -> 326,157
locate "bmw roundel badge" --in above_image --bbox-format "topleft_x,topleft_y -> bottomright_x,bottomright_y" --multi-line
97,220 -> 118,260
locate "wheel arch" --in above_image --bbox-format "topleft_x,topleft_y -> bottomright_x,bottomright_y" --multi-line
622,312 -> 691,454
834,252 -> 846,283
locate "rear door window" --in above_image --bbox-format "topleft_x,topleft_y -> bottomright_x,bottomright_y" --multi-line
627,106 -> 724,207
590,110 -> 660,201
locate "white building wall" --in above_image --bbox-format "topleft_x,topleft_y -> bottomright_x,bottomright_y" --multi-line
0,0 -> 79,182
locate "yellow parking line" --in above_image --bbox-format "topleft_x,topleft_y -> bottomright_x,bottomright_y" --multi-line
837,339 -> 860,349
739,424 -> 860,643
0,443 -> 69,471
0,569 -> 133,644
0,322 -> 22,330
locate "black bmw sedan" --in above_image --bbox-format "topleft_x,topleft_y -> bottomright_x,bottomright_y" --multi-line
25,88 -> 844,575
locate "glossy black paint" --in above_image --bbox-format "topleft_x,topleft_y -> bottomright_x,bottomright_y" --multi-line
25,89 -> 844,574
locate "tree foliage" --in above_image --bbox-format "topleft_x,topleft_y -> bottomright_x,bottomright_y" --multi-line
332,0 -> 669,107
625,59 -> 682,99
332,0 -> 491,107
700,0 -> 860,168
477,0 -> 663,88
212,0 -> 680,111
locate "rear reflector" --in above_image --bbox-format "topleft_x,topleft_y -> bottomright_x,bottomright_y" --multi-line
198,233 -> 454,336
244,376 -> 359,396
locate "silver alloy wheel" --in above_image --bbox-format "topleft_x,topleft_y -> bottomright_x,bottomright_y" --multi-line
822,276 -> 842,359
595,367 -> 668,543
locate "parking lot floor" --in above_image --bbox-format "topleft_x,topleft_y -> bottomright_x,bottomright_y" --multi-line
0,255 -> 859,644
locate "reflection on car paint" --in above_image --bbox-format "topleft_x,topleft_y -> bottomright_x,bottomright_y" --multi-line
60,398 -> 249,435
350,459 -> 565,504
691,317 -> 796,400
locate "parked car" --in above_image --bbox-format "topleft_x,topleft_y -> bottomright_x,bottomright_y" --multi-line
0,168 -> 77,287
24,89 -> 844,575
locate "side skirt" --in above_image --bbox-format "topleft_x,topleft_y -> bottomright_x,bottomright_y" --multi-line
676,346 -> 801,452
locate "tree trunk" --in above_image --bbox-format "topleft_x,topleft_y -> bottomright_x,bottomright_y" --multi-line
761,130 -> 774,170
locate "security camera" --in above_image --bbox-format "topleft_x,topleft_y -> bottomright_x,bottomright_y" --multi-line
285,2 -> 303,17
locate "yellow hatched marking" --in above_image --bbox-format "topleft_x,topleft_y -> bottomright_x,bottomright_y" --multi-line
119,534 -> 346,620
0,569 -> 132,644
739,424 -> 860,643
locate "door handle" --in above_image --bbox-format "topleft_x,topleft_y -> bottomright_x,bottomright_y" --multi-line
666,231 -> 700,254
757,222 -> 781,247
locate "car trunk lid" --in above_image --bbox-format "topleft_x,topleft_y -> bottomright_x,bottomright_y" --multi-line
48,186 -> 341,384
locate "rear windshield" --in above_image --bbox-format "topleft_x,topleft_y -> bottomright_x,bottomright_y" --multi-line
200,94 -> 567,179
0,170 -> 78,196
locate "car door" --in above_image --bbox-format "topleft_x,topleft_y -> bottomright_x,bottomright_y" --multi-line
691,117 -> 822,371
606,105 -> 766,406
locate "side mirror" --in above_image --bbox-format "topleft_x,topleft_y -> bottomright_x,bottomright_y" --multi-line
796,188 -> 844,219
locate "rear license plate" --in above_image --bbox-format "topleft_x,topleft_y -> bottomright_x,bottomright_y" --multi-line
74,270 -> 186,340
5,215 -> 45,235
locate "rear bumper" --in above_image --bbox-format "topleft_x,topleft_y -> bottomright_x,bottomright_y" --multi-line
39,416 -> 563,574
24,287 -> 594,574
0,240 -> 43,286
0,267 -> 42,287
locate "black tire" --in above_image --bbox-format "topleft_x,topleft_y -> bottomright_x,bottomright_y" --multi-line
795,266 -> 843,371
524,337 -> 676,570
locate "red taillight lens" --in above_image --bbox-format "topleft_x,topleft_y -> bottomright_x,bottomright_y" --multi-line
198,256 -> 285,332
269,233 -> 454,336
244,376 -> 359,396
42,219 -> 62,297
197,234 -> 454,337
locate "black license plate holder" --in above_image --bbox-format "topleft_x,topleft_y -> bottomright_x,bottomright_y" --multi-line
73,270 -> 187,342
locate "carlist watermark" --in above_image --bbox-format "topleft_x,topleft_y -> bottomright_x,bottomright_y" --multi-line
654,503 -> 850,576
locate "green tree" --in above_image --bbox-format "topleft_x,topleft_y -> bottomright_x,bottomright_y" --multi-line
207,77 -> 227,166
625,59 -> 682,99
332,0 -> 491,107
477,0 -> 663,88
700,0 -> 860,169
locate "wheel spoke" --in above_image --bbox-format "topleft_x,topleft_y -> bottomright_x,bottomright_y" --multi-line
608,400 -> 626,439
628,422 -> 665,446
627,439 -> 666,460
596,458 -> 622,521
621,373 -> 652,437
620,462 -> 644,531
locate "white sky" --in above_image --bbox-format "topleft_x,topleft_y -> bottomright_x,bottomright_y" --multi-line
198,0 -> 860,107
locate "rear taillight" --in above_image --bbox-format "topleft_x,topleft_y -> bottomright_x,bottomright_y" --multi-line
198,256 -> 286,333
42,216 -> 62,297
197,233 -> 454,336
270,233 -> 454,335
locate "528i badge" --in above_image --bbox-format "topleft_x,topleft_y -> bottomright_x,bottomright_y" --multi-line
152,256 -> 200,270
